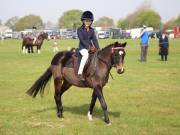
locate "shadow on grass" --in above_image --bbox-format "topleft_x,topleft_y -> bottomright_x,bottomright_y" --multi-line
64,104 -> 121,118
31,104 -> 121,118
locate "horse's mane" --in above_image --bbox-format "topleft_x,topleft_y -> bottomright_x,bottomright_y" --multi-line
38,32 -> 47,38
99,42 -> 122,54
100,43 -> 114,52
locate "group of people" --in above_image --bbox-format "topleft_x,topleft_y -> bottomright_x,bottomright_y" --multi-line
139,25 -> 169,62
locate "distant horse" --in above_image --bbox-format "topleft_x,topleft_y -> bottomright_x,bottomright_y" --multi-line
22,32 -> 49,54
26,42 -> 126,124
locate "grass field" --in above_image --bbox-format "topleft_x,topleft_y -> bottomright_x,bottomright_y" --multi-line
0,38 -> 180,135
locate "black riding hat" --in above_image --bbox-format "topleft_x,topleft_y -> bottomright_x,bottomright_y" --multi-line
81,11 -> 94,21
32,26 -> 37,29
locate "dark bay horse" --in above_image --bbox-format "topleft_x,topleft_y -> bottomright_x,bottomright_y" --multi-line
26,42 -> 126,124
22,32 -> 49,54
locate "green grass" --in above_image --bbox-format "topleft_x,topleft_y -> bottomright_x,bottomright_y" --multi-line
0,38 -> 180,135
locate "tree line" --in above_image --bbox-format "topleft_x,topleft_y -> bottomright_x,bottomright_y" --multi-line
1,8 -> 180,31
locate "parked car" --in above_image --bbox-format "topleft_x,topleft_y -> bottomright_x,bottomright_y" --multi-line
149,31 -> 160,39
119,32 -> 131,39
0,34 -> 5,40
98,31 -> 110,39
72,32 -> 78,39
4,32 -> 13,38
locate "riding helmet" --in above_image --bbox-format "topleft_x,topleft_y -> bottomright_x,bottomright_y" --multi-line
32,26 -> 37,29
81,11 -> 94,21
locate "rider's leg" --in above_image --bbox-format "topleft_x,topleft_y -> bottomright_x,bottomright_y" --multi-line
78,49 -> 89,79
33,37 -> 37,44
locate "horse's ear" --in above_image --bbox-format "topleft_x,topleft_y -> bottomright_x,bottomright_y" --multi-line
115,41 -> 119,45
122,42 -> 127,47
114,41 -> 119,47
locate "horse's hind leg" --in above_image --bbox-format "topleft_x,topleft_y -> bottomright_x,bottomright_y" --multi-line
30,46 -> 33,53
54,79 -> 71,118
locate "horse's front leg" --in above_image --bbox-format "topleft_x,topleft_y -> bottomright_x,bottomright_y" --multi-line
37,45 -> 41,54
88,90 -> 97,121
27,46 -> 31,53
95,85 -> 111,125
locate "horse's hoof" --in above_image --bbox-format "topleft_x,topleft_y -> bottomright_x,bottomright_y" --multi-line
57,113 -> 64,118
106,122 -> 112,126
87,111 -> 93,121
59,117 -> 64,121
57,115 -> 64,121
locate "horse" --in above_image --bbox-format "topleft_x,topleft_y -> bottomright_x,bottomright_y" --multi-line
22,32 -> 49,54
26,41 -> 126,125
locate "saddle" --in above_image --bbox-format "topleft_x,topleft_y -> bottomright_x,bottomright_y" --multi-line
65,51 -> 98,78
26,35 -> 37,44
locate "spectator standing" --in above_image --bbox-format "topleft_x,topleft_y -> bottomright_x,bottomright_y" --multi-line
139,25 -> 149,62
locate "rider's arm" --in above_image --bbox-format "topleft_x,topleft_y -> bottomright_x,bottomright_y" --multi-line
139,29 -> 145,37
91,30 -> 100,49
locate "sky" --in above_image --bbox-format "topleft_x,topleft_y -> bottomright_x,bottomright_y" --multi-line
0,0 -> 180,24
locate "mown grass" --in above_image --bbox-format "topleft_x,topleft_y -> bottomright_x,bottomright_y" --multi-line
0,38 -> 180,135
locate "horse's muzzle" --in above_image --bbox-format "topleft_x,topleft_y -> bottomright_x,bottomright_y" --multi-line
116,64 -> 125,74
117,68 -> 125,74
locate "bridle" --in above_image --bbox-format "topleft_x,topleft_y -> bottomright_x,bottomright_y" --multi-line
111,47 -> 124,53
97,46 -> 125,68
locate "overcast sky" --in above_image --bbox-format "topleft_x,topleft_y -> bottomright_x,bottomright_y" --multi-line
0,0 -> 179,24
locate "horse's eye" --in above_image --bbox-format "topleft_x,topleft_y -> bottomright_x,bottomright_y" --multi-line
119,51 -> 123,55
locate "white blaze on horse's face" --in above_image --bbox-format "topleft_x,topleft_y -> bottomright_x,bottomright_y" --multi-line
119,50 -> 124,55
116,50 -> 124,74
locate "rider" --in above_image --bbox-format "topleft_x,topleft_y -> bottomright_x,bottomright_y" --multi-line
32,26 -> 38,44
77,11 -> 100,81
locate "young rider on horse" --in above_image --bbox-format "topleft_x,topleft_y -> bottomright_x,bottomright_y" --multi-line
32,26 -> 38,44
77,11 -> 100,81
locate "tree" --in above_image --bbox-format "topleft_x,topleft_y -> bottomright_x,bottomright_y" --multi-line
5,16 -> 19,30
58,9 -> 83,29
117,8 -> 161,29
132,9 -> 161,29
163,19 -> 176,29
94,17 -> 114,27
15,15 -> 43,31
174,14 -> 180,25
164,14 -> 180,29
117,19 -> 130,29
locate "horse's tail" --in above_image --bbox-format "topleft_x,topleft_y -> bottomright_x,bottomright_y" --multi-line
26,67 -> 52,97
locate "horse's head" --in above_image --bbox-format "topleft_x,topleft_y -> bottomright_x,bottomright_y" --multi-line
39,32 -> 50,40
111,42 -> 126,74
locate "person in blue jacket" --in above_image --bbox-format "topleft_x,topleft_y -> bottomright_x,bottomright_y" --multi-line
77,11 -> 100,80
159,31 -> 169,61
139,25 -> 149,62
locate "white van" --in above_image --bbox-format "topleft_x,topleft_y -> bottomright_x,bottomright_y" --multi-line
98,31 -> 110,39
